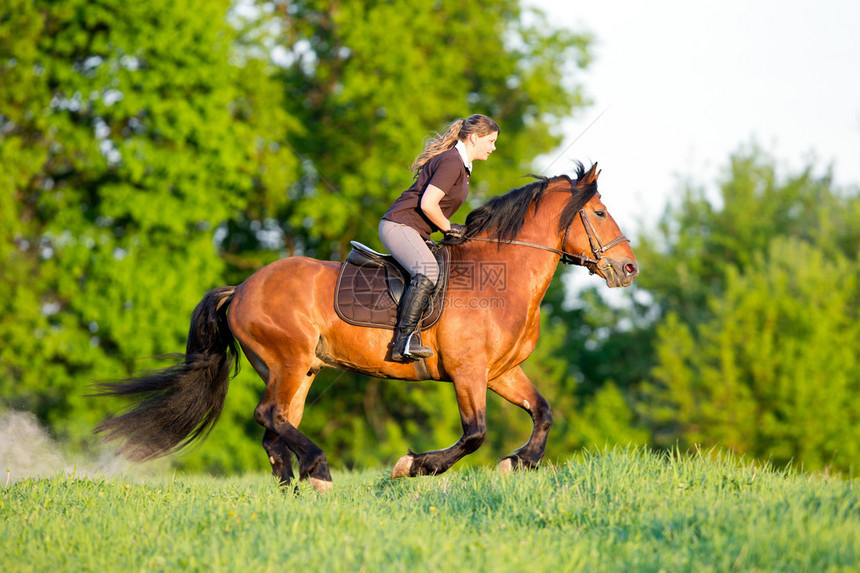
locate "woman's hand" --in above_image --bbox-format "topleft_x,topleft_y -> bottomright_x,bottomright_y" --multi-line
443,223 -> 468,245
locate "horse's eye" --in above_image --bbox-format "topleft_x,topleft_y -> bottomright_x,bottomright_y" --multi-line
594,210 -> 606,218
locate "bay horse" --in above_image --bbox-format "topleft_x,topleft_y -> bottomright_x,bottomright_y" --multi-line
94,162 -> 638,491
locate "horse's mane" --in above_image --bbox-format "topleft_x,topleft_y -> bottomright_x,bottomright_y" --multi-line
462,162 -> 598,243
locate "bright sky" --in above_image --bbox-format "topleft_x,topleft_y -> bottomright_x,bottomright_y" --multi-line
529,0 -> 860,238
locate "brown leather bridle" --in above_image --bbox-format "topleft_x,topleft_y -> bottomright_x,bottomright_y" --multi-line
468,208 -> 630,274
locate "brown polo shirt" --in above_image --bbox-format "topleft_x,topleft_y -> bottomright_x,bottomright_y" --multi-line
382,147 -> 470,240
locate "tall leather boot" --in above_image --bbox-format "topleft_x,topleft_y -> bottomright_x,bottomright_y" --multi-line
390,273 -> 435,362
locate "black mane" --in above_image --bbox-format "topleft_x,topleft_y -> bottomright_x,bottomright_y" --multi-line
463,162 -> 598,243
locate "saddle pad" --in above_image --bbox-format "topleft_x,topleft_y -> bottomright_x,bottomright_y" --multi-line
334,247 -> 449,330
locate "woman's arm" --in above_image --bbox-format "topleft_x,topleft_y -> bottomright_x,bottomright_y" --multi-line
419,185 -> 451,232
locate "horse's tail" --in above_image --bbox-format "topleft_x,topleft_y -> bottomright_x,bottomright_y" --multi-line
93,286 -> 239,462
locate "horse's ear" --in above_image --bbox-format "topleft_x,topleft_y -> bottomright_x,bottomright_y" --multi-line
579,162 -> 600,186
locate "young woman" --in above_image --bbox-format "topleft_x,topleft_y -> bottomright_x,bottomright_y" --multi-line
379,114 -> 500,362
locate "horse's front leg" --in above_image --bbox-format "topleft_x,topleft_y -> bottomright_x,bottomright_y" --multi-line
488,366 -> 552,472
392,367 -> 488,478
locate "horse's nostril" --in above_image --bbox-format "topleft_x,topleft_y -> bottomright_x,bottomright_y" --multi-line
625,263 -> 638,276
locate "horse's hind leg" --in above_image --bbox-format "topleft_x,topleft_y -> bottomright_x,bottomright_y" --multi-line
241,347 -> 296,485
253,363 -> 332,492
262,429 -> 294,484
488,366 -> 552,472
241,336 -> 330,491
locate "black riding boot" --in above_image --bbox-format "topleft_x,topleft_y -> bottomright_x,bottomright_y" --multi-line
390,273 -> 435,362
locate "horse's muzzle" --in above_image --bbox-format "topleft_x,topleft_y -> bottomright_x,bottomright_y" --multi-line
598,257 -> 639,287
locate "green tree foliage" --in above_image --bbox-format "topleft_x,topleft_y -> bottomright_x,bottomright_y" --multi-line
636,146 -> 860,472
0,0 -> 296,469
235,0 -> 592,259
636,147 -> 860,322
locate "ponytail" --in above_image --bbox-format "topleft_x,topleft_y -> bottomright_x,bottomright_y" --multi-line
410,114 -> 500,174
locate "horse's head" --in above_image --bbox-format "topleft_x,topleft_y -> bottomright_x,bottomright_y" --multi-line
562,164 -> 639,287
460,163 -> 639,287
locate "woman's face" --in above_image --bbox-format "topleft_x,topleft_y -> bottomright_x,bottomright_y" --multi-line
469,131 -> 498,162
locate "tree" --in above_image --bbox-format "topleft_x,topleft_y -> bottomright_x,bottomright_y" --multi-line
0,0 -> 296,470
642,238 -> 860,471
234,0 -> 593,259
635,145 -> 860,323
635,146 -> 860,472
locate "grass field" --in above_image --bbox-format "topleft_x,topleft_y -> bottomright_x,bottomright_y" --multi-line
2,447 -> 857,572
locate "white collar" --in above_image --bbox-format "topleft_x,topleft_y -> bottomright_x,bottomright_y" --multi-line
455,140 -> 472,172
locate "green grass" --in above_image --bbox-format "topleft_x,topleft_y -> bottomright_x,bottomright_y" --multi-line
2,447 -> 857,572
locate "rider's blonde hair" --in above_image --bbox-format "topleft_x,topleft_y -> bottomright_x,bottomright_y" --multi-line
410,114 -> 500,174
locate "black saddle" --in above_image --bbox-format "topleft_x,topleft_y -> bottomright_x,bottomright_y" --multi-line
334,241 -> 450,330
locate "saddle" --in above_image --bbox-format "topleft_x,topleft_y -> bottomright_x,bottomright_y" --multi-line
334,241 -> 450,330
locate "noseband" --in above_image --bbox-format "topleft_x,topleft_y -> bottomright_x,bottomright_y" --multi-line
469,209 -> 629,274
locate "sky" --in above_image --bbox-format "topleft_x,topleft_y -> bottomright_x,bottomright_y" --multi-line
528,0 -> 860,238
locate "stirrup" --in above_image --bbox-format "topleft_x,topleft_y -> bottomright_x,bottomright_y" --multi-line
391,331 -> 433,362
404,331 -> 433,359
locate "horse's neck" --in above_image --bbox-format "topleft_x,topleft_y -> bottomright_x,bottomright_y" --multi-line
507,194 -> 568,303
464,202 -> 565,310
519,197 -> 566,251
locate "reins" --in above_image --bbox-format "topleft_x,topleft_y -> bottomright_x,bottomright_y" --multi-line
467,209 -> 629,273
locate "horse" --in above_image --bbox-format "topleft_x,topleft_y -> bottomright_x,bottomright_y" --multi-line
94,162 -> 638,491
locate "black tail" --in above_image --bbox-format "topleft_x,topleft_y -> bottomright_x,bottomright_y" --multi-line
93,286 -> 239,461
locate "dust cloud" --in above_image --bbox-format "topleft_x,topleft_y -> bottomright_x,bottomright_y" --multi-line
0,410 -> 160,485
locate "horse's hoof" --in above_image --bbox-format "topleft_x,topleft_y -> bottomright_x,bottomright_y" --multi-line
392,454 -> 414,479
309,477 -> 333,493
497,457 -> 514,475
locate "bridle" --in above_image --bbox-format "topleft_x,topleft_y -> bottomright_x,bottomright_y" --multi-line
468,209 -> 629,274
